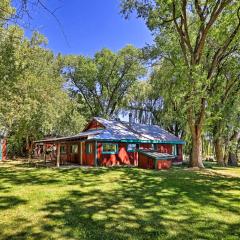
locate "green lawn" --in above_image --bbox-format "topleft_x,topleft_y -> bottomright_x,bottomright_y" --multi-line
0,161 -> 240,240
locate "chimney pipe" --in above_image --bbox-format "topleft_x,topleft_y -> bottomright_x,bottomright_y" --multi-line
129,113 -> 133,126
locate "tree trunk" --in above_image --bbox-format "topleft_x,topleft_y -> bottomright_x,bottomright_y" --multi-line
214,138 -> 225,166
189,132 -> 204,168
227,130 -> 240,166
228,152 -> 238,166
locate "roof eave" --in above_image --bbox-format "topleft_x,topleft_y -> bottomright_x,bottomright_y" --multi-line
89,138 -> 185,144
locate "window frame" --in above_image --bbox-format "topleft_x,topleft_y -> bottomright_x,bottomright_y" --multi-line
60,145 -> 66,154
102,143 -> 118,154
172,145 -> 177,156
127,143 -> 137,152
71,144 -> 78,154
86,143 -> 93,154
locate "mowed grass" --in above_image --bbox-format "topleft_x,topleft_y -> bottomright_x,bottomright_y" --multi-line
0,161 -> 240,240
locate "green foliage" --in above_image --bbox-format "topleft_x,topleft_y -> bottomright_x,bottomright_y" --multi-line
0,25 -> 86,156
121,0 -> 240,166
0,0 -> 14,23
64,45 -> 146,118
124,80 -> 159,124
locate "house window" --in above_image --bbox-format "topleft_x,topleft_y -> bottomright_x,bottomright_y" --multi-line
86,143 -> 93,154
127,144 -> 137,152
151,144 -> 155,150
60,145 -> 66,154
102,143 -> 118,154
139,144 -> 154,150
71,144 -> 78,154
154,144 -> 158,150
172,145 -> 177,156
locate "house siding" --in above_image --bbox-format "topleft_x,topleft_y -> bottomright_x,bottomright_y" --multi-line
138,152 -> 172,170
97,142 -> 137,166
38,141 -> 183,168
82,141 -> 95,166
138,153 -> 155,169
96,142 -> 182,167
85,119 -> 104,131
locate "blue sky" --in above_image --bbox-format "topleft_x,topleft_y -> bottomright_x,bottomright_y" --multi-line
23,0 -> 153,56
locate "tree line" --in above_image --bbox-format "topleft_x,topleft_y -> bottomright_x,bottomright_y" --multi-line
0,0 -> 239,167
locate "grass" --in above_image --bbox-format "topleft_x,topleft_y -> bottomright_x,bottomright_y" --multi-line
0,161 -> 240,240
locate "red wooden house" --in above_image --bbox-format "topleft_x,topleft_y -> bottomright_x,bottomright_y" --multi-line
34,117 -> 184,169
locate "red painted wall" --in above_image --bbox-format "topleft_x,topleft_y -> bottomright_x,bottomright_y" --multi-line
138,152 -> 172,170
139,143 -> 153,149
82,141 -> 95,166
40,141 -> 183,167
156,144 -> 172,154
156,160 -> 172,170
85,120 -> 104,131
176,145 -> 183,162
97,142 -> 183,167
156,144 -> 183,163
97,142 -> 138,166
138,153 -> 155,169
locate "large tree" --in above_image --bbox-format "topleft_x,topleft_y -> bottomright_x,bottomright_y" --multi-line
121,0 -> 240,167
208,55 -> 240,166
0,1 -> 87,157
64,46 -> 145,119
125,66 -> 187,139
0,26 -> 86,157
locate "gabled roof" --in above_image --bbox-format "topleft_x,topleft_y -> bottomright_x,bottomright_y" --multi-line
86,117 -> 185,144
35,117 -> 185,144
34,129 -> 102,143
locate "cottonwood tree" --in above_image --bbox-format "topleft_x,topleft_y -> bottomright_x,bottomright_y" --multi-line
149,63 -> 187,139
121,0 -> 240,167
125,69 -> 187,139
208,55 -> 240,166
0,27 -> 86,157
123,81 -> 163,125
64,46 -> 145,119
0,1 -> 86,157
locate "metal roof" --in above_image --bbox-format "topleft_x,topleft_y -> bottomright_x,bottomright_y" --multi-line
35,117 -> 185,144
90,117 -> 184,144
138,149 -> 175,160
34,129 -> 103,143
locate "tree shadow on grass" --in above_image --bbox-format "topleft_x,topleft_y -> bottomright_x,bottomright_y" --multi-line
1,163 -> 239,240
0,217 -> 49,240
38,168 -> 240,240
0,196 -> 27,210
0,163 -> 110,188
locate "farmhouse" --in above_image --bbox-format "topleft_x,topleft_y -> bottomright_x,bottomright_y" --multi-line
34,116 -> 184,169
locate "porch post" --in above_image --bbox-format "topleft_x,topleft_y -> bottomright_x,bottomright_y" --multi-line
95,141 -> 98,166
80,142 -> 83,165
56,142 -> 60,168
43,144 -> 46,164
